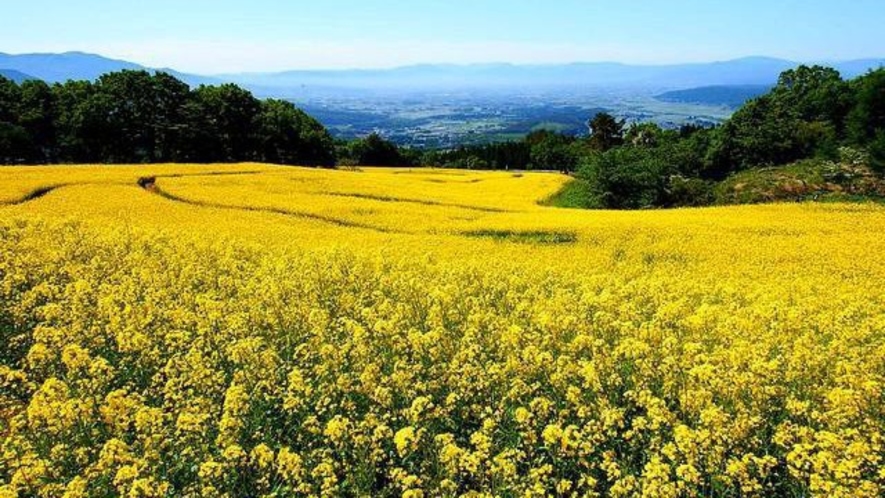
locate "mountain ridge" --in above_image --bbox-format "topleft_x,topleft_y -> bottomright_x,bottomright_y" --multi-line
1,51 -> 883,94
219,56 -> 885,92
0,68 -> 37,83
0,52 -> 221,87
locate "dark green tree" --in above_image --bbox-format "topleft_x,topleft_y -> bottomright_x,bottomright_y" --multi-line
1,71 -> 336,166
150,72 -> 191,162
17,80 -> 57,162
869,130 -> 885,173
847,68 -> 885,145
349,133 -> 409,166
0,122 -> 31,164
579,147 -> 674,209
0,76 -> 20,124
708,95 -> 802,172
525,130 -> 577,172
771,65 -> 852,131
51,80 -> 96,162
191,84 -> 261,162
0,76 -> 28,163
587,112 -> 625,151
257,99 -> 335,166
94,70 -> 160,162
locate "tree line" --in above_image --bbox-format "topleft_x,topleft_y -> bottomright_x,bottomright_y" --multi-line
0,71 -> 336,166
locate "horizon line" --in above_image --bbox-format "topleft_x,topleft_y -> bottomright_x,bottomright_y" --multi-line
3,50 -> 885,76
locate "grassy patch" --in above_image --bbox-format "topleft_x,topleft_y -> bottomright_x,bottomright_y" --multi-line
463,229 -> 577,244
540,178 -> 600,208
815,192 -> 885,204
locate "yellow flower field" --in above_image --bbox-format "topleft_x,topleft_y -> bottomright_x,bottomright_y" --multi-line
1,164 -> 884,497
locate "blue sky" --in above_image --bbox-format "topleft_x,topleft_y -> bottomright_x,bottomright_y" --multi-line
2,0 -> 883,73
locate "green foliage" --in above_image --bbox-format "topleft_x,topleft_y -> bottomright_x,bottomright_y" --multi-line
702,65 -> 860,179
344,133 -> 411,167
664,128 -> 714,178
257,100 -> 335,167
579,147 -> 674,209
422,130 -> 580,171
0,76 -> 20,124
0,70 -> 336,166
796,120 -> 839,160
541,178 -> 599,208
772,66 -> 852,129
0,122 -> 32,164
526,130 -> 579,171
667,177 -> 715,207
708,96 -> 803,173
587,112 -> 625,151
625,122 -> 667,147
189,83 -> 262,162
51,80 -> 95,162
15,80 -> 57,162
847,68 -> 885,144
574,133 -> 720,209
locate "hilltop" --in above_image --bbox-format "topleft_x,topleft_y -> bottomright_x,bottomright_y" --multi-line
0,51 -> 220,87
0,69 -> 36,83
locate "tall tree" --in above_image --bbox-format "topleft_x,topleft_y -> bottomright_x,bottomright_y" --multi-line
52,80 -> 96,162
151,72 -> 191,162
526,130 -> 577,172
0,76 -> 29,163
0,76 -> 20,124
847,68 -> 885,145
709,95 -> 802,171
587,112 -> 625,152
17,80 -> 57,162
350,133 -> 408,166
94,70 -> 159,162
772,65 -> 851,131
191,84 -> 261,162
257,99 -> 335,166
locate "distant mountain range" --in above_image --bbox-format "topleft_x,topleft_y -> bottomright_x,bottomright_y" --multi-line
1,52 -> 883,96
224,56 -> 885,94
0,51 -> 220,87
0,68 -> 37,83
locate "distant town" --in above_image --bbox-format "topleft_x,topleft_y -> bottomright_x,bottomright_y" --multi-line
296,89 -> 731,148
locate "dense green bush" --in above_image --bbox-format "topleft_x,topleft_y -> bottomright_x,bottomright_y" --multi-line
0,71 -> 336,166
579,147 -> 673,209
